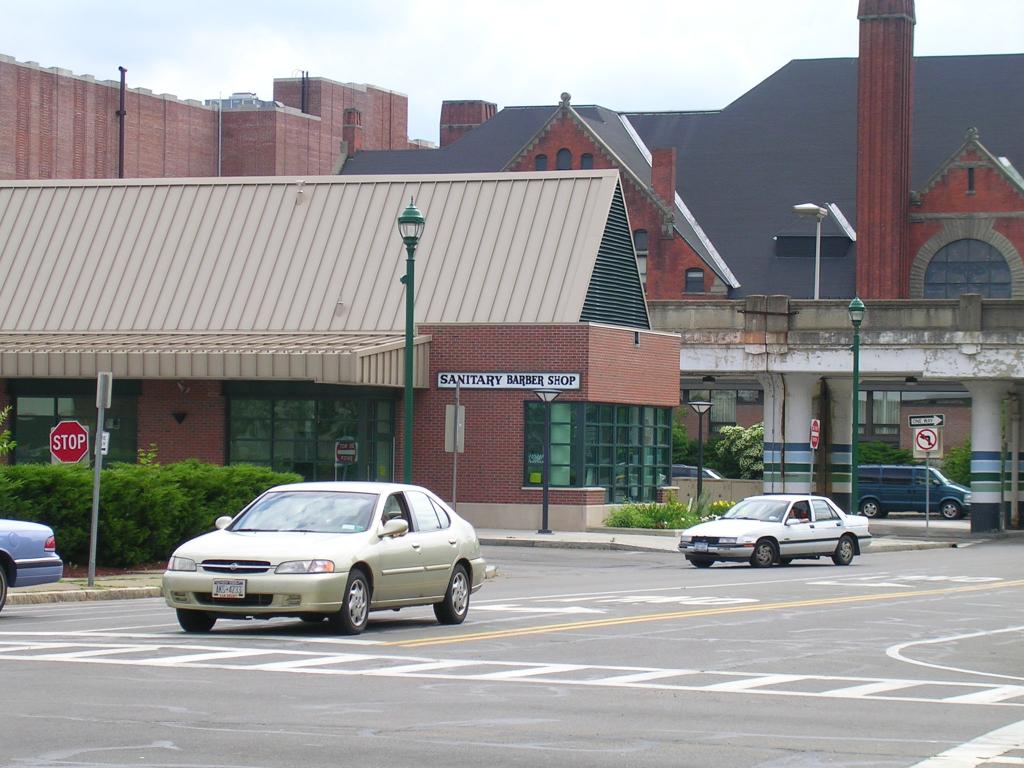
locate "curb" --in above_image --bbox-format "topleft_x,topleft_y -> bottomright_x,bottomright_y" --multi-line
8,586 -> 163,605
481,537 -> 667,553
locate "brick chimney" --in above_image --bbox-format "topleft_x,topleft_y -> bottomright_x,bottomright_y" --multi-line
651,148 -> 677,210
342,108 -> 363,157
439,100 -> 497,148
855,0 -> 915,298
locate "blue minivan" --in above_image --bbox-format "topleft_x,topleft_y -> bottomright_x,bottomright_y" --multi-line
856,464 -> 971,520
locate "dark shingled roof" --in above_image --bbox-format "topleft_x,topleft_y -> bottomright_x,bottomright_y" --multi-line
625,54 -> 1024,298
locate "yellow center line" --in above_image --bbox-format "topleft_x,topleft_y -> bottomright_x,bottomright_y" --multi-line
385,578 -> 1024,648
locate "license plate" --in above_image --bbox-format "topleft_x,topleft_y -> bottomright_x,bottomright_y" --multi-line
212,579 -> 246,599
694,541 -> 709,552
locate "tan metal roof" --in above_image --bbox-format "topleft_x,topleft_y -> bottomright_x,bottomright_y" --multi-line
0,171 -> 622,384
0,332 -> 430,387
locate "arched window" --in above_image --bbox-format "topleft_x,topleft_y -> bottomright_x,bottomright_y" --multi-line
535,154 -> 548,171
556,148 -> 572,170
685,268 -> 705,294
581,153 -> 594,170
924,239 -> 1011,298
633,229 -> 649,289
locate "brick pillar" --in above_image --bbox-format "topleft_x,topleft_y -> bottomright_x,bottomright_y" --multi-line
651,147 -> 677,209
439,100 -> 496,148
342,108 -> 363,157
855,0 -> 915,298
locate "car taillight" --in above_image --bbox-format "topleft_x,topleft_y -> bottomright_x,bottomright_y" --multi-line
44,535 -> 56,552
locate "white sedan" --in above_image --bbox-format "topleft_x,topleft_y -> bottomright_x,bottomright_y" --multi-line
678,494 -> 872,568
163,482 -> 486,634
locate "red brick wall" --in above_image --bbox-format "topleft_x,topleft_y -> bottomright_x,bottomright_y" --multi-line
439,100 -> 497,148
505,110 -> 717,298
1,58 -> 414,181
137,380 -> 225,464
402,324 -> 678,503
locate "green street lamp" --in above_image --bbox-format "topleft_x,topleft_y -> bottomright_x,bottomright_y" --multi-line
688,400 -> 713,502
848,297 -> 866,514
397,199 -> 425,484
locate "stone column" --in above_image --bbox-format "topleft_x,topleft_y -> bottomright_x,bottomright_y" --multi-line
965,381 -> 1008,533
780,374 -> 818,494
827,377 -> 853,511
759,373 -> 785,495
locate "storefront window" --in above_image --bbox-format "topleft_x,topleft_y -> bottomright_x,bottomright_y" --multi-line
227,385 -> 395,481
525,401 -> 671,503
13,390 -> 138,465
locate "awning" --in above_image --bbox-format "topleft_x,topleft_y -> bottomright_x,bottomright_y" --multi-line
0,332 -> 431,388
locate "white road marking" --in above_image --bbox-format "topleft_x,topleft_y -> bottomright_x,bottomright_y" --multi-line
887,626 -> 1024,682
3,639 -> 1023,707
909,719 -> 1024,767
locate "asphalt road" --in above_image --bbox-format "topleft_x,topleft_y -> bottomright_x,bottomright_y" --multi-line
2,539 -> 1023,768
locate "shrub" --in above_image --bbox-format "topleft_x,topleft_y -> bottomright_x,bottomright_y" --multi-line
0,461 -> 301,568
605,495 -> 734,530
712,423 -> 764,479
859,441 -> 915,465
942,440 -> 971,486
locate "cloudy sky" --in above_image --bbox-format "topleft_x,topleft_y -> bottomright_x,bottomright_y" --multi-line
3,1 -> 1021,144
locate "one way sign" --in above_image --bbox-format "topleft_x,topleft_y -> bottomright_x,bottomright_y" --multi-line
908,413 -> 944,427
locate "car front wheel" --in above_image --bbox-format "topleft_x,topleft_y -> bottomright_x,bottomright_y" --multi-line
750,539 -> 777,568
434,564 -> 470,625
176,608 -> 216,633
688,557 -> 714,569
0,566 -> 8,614
327,568 -> 370,635
832,535 -> 856,566
859,499 -> 885,518
940,501 -> 964,520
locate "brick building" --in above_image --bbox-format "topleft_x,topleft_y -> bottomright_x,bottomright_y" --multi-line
0,54 -> 424,181
0,171 -> 679,530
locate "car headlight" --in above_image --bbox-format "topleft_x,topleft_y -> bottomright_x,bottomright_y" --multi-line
680,535 -> 692,543
717,537 -> 737,545
275,559 -> 336,574
737,536 -> 756,545
168,556 -> 196,572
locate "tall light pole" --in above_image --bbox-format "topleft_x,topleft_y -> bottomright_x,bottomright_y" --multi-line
397,199 -> 425,484
848,297 -> 866,514
793,203 -> 829,299
534,388 -> 561,534
688,400 -> 713,501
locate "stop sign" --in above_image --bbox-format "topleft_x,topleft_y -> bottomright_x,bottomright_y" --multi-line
50,420 -> 90,463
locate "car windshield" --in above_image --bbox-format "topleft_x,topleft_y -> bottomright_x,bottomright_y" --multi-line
721,498 -> 791,522
230,491 -> 377,533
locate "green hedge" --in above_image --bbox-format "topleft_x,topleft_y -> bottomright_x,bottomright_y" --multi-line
0,460 -> 302,568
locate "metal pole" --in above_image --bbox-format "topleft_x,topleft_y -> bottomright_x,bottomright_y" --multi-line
117,67 -> 127,179
851,325 -> 861,514
696,411 -> 705,502
540,399 -> 552,534
925,455 -> 931,536
813,215 -> 822,300
451,382 -> 460,512
403,240 -> 416,484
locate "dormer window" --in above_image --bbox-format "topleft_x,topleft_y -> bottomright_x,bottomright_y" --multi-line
581,153 -> 594,170
556,148 -> 572,170
535,154 -> 548,171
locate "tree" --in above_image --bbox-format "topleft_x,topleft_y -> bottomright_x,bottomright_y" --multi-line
0,405 -> 15,457
672,419 -> 695,464
859,440 -> 914,465
942,440 -> 971,486
712,423 -> 764,479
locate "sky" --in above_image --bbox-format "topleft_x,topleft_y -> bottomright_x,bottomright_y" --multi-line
2,1 -> 1022,144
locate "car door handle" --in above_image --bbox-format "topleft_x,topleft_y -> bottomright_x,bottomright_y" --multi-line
448,539 -> 458,546
410,542 -> 421,550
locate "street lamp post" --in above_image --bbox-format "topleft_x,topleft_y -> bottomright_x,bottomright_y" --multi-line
534,388 -> 561,534
848,297 -> 866,514
688,400 -> 713,501
793,203 -> 829,299
397,199 -> 425,484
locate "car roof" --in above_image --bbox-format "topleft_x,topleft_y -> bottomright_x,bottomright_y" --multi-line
265,482 -> 430,495
744,494 -> 833,502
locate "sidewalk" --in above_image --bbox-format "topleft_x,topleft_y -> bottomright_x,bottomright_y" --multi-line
6,523 -> 1009,607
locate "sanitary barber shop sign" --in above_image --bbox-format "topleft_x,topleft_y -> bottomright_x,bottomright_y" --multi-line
438,372 -> 581,390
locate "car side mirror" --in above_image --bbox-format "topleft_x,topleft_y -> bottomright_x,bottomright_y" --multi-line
379,518 -> 409,538
215,515 -> 233,530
